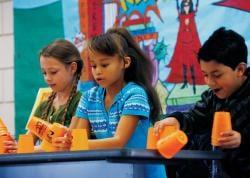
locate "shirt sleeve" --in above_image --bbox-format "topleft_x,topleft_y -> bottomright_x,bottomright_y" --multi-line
75,91 -> 89,119
121,86 -> 150,119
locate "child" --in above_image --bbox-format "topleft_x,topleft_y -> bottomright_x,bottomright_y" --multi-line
154,27 -> 249,178
54,27 -> 167,178
4,39 -> 83,152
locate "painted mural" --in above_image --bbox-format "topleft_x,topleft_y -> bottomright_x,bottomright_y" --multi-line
14,0 -> 250,135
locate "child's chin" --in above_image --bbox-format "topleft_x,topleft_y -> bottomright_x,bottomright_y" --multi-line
215,93 -> 226,99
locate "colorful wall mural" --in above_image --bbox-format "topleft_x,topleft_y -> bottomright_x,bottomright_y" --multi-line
14,0 -> 250,135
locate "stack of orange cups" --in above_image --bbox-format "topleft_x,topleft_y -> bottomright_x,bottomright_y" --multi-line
159,125 -> 177,139
147,126 -> 178,150
146,127 -> 159,149
70,129 -> 89,151
26,116 -> 51,140
147,125 -> 188,159
41,123 -> 66,152
0,118 -> 14,154
17,134 -> 34,153
211,111 -> 232,146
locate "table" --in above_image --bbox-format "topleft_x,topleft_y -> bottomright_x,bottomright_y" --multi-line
0,149 -> 224,178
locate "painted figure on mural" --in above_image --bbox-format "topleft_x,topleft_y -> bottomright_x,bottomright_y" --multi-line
166,0 -> 204,94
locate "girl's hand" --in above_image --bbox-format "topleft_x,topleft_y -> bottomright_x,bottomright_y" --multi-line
217,130 -> 241,149
4,139 -> 18,153
52,130 -> 72,151
154,117 -> 180,136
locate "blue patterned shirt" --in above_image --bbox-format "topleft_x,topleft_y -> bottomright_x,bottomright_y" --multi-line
75,82 -> 167,178
76,82 -> 150,147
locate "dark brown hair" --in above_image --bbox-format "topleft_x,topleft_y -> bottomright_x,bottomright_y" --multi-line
87,27 -> 161,123
39,39 -> 83,125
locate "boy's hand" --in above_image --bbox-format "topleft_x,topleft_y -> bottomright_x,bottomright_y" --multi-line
217,130 -> 241,149
154,117 -> 180,136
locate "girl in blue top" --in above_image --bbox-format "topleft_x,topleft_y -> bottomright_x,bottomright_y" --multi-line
54,27 -> 166,178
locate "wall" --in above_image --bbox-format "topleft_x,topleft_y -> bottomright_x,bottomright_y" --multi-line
0,0 -> 15,135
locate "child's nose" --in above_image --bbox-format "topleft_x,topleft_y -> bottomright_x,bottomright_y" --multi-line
206,77 -> 216,86
95,67 -> 102,75
45,75 -> 52,82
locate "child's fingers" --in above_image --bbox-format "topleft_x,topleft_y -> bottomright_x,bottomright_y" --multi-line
65,130 -> 73,139
53,136 -> 71,144
154,121 -> 165,136
219,140 -> 238,149
218,136 -> 232,143
52,136 -> 72,151
53,141 -> 71,151
220,131 -> 234,137
3,140 -> 16,145
7,149 -> 17,154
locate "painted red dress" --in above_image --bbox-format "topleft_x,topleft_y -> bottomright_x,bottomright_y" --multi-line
166,11 -> 205,85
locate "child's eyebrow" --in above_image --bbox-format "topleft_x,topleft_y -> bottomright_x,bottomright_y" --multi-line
90,57 -> 111,63
99,57 -> 112,61
202,69 -> 220,74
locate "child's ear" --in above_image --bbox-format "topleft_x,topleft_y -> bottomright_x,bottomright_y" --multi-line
124,56 -> 131,69
236,62 -> 247,76
70,62 -> 78,73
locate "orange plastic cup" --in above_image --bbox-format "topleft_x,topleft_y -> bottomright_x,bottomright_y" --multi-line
146,127 -> 159,149
157,130 -> 188,159
26,116 -> 51,140
160,125 -> 177,139
211,111 -> 232,146
17,134 -> 34,153
40,123 -> 66,152
70,129 -> 89,151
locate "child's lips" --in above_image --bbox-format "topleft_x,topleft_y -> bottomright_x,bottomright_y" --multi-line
213,88 -> 221,93
48,84 -> 56,88
96,78 -> 104,82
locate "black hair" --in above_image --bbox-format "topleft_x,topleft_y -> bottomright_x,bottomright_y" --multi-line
180,0 -> 194,14
198,27 -> 248,70
87,27 -> 161,123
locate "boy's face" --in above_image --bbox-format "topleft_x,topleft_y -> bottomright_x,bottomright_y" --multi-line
200,60 -> 246,99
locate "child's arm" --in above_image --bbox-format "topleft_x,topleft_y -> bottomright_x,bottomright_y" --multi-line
86,115 -> 139,149
53,115 -> 139,150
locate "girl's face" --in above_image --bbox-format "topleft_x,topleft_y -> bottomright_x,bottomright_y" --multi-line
40,56 -> 76,93
89,50 -> 127,90
200,60 -> 246,99
183,3 -> 190,14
